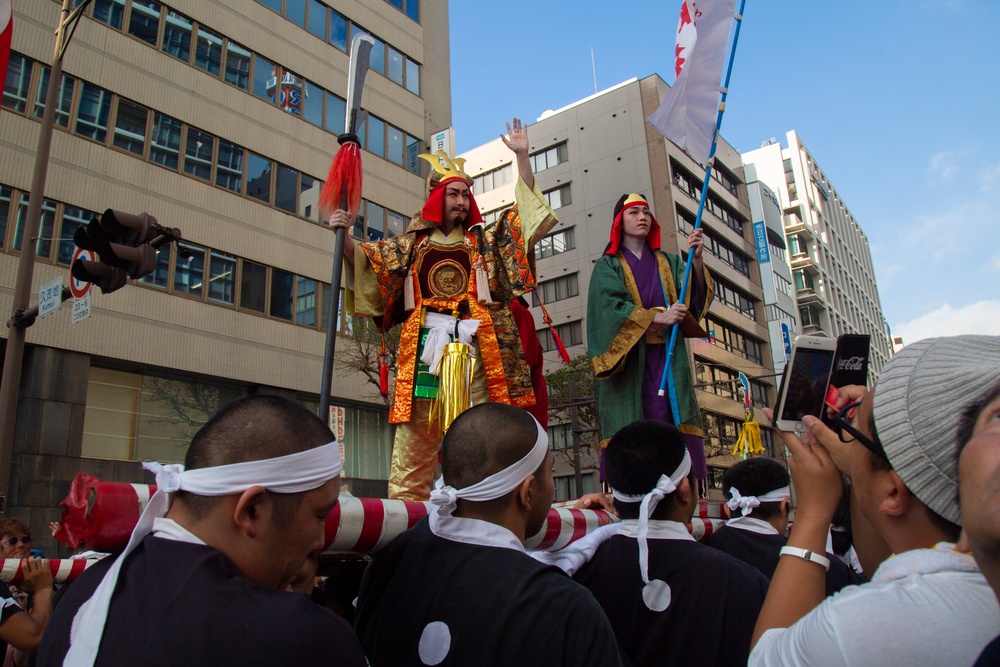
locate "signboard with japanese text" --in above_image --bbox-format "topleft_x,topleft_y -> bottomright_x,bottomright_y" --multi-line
752,221 -> 770,264
38,278 -> 63,319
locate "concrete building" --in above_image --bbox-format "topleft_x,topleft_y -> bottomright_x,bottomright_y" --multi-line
461,76 -> 780,496
742,132 -> 893,377
1,0 -> 448,549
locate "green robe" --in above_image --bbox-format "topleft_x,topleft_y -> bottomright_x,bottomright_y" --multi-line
587,251 -> 713,443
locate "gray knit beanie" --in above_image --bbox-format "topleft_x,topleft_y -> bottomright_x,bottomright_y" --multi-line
872,335 -> 1000,526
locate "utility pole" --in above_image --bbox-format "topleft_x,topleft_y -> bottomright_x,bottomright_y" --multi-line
0,0 -> 94,493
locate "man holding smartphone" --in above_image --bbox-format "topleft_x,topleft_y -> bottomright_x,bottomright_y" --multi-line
749,335 -> 1000,666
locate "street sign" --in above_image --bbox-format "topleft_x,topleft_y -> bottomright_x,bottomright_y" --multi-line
38,278 -> 63,319
329,406 -> 346,476
69,248 -> 95,299
72,293 -> 91,324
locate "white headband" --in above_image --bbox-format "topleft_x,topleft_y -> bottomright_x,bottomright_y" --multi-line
430,416 -> 548,516
609,449 -> 691,612
727,485 -> 790,517
65,442 -> 342,667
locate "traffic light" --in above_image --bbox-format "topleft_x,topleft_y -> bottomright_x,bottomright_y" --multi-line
72,209 -> 161,294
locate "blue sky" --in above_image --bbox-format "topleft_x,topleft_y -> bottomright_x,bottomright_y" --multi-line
450,1 -> 1000,343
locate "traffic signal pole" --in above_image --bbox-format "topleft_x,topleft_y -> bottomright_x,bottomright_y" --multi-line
0,0 -> 92,494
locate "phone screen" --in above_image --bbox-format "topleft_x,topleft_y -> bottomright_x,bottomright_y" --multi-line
779,346 -> 836,422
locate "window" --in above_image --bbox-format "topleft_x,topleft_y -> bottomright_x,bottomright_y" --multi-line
800,304 -> 821,327
113,100 -> 149,155
224,41 -> 252,90
252,55 -> 276,102
35,68 -> 74,127
713,277 -> 756,319
366,202 -> 385,240
174,242 -> 205,296
387,46 -> 404,86
261,0 -> 281,13
325,92 -> 345,133
270,268 -> 294,320
74,82 -> 111,142
793,269 -> 814,292
183,127 -> 214,181
285,0 -> 306,27
387,210 -> 407,238
13,194 -> 56,258
93,0 -> 126,29
405,58 -> 420,95
473,165 -> 511,195
300,175 -> 320,222
161,10 -> 192,61
2,54 -> 32,113
208,250 -> 236,305
329,11 -> 348,51
58,206 -> 96,265
307,0 -> 327,40
128,0 -> 161,46
405,0 -> 419,22
368,36 -> 385,75
0,186 -> 12,249
216,139 -> 244,192
274,164 -> 298,213
387,124 -> 404,165
536,228 -> 575,259
533,273 -> 579,305
405,134 -> 421,174
530,143 -> 568,173
246,152 -> 272,203
150,112 -> 182,169
194,26 -> 223,76
296,277 -> 317,326
774,272 -> 793,298
538,321 -> 583,352
367,116 -> 385,157
140,246 -> 170,288
303,82 -> 323,127
543,185 -> 571,210
240,260 -> 267,312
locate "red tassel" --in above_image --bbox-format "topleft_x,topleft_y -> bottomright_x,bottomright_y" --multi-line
319,140 -> 363,221
550,329 -> 572,364
379,359 -> 389,397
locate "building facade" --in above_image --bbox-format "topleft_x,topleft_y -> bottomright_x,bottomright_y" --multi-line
1,0 -> 448,550
461,76 -> 781,496
742,132 -> 893,378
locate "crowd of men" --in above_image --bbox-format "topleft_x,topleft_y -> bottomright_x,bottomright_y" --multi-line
0,333 -> 989,666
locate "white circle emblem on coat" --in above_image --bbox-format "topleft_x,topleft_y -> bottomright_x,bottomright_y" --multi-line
418,621 -> 452,665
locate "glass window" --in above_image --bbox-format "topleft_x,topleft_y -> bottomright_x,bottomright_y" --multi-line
261,0 -> 281,13
387,47 -> 404,85
405,0 -> 418,22
224,41 -> 251,90
303,81 -> 323,127
2,54 -> 33,113
325,92 -> 345,132
246,153 -> 272,203
35,68 -> 74,128
195,26 -> 223,76
240,260 -> 267,312
113,100 -> 148,155
183,127 -> 214,181
58,205 -> 96,265
139,245 -> 170,288
173,242 -> 205,296
13,194 -> 56,258
270,268 -> 294,320
278,70 -> 304,115
366,202 -> 384,240
387,210 -> 407,238
216,139 -> 243,192
405,134 -> 421,174
369,37 -> 385,75
93,0 -> 126,29
388,0 -> 403,10
161,10 -> 192,62
329,11 -> 347,51
296,277 -> 317,326
386,124 -> 403,165
207,250 -> 236,305
150,112 -> 182,169
274,164 -> 298,213
253,56 -> 277,102
367,116 -> 384,157
307,0 -> 327,39
285,0 -> 306,27
405,58 -> 419,95
299,174 -> 320,221
0,186 -> 11,249
128,0 -> 161,45
74,82 -> 111,143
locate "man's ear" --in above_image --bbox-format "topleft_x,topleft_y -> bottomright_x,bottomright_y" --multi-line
517,475 -> 537,513
676,476 -> 694,507
233,485 -> 269,538
878,470 -> 911,518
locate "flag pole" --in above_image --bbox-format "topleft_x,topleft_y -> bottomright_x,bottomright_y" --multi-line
658,0 -> 747,413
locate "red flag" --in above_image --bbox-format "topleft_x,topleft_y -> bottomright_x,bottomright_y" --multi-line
646,0 -> 735,166
0,0 -> 12,104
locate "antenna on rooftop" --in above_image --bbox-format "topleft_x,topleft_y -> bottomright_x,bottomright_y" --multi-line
591,48 -> 598,94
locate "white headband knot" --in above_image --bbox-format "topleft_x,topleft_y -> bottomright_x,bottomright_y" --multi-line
65,441 -> 342,667
609,449 -> 692,613
727,485 -> 790,517
430,416 -> 548,516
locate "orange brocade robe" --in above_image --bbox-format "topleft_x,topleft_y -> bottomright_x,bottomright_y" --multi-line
348,178 -> 558,423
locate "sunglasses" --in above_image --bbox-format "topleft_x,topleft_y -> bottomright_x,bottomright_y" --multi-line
833,402 -> 889,461
4,536 -> 31,547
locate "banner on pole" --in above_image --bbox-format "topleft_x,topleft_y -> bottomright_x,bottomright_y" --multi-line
646,0 -> 736,166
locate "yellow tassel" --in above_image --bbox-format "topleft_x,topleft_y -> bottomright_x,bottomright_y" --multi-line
732,415 -> 764,459
432,341 -> 476,435
475,257 -> 492,304
404,271 -> 415,311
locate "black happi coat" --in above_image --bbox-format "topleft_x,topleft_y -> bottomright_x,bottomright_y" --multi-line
35,536 -> 366,666
574,534 -> 768,667
355,517 -> 626,667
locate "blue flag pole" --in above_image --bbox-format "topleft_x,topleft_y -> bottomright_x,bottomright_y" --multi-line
659,0 -> 748,421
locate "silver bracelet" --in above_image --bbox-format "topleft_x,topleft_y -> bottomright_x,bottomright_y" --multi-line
779,546 -> 831,571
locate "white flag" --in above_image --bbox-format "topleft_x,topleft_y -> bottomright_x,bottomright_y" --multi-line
647,0 -> 735,166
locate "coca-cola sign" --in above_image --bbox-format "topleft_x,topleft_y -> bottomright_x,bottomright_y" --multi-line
837,356 -> 865,371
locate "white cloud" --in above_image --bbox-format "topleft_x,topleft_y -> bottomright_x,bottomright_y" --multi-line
991,255 -> 1000,272
894,300 -> 1000,344
979,162 -> 1000,193
926,150 -> 968,184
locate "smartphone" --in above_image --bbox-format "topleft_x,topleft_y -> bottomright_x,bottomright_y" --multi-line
774,335 -> 838,432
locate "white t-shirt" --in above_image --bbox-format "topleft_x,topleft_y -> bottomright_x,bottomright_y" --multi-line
750,544 -> 1000,667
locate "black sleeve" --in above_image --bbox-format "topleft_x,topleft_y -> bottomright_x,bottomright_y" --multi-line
0,581 -> 23,627
825,552 -> 866,596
